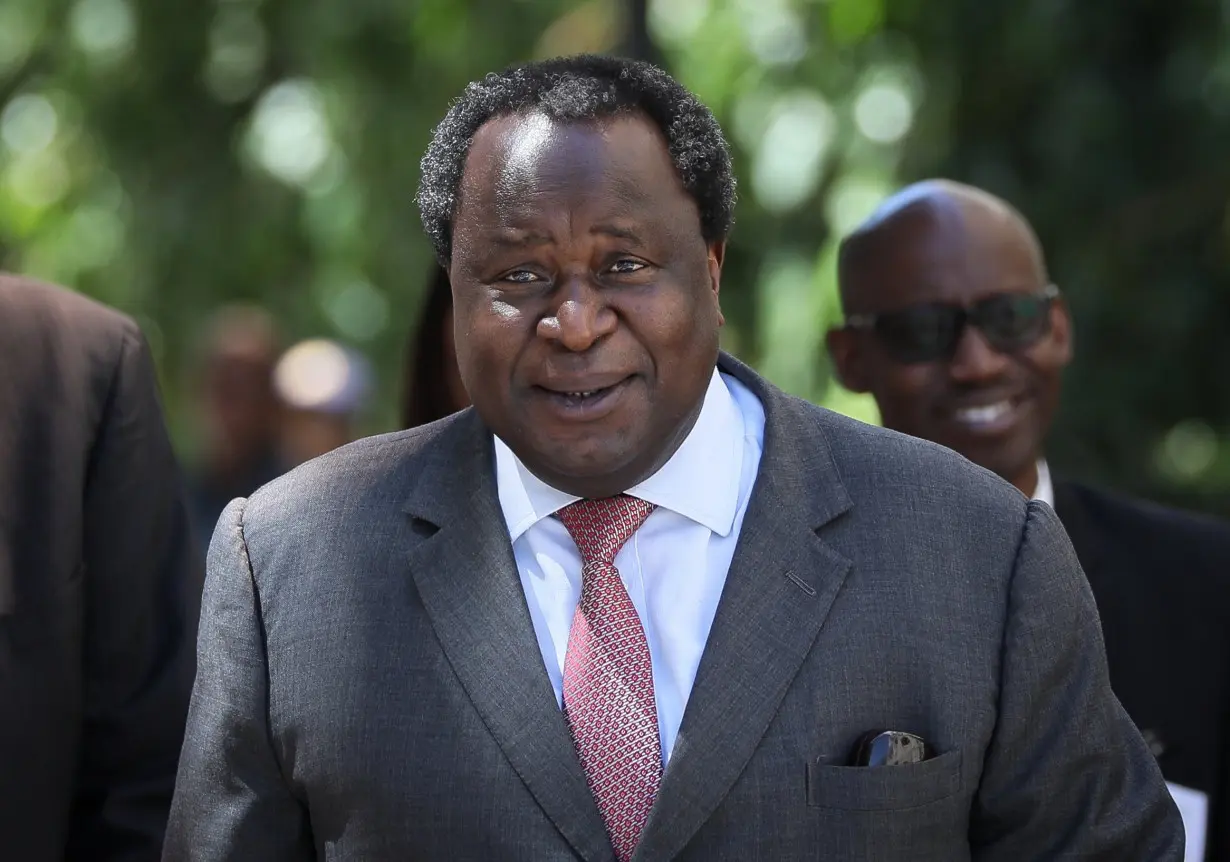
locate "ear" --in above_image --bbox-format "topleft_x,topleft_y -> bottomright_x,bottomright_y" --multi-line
826,326 -> 872,393
1050,291 -> 1074,366
707,240 -> 726,327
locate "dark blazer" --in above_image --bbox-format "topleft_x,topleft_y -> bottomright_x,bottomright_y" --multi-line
1054,480 -> 1230,861
166,354 -> 1182,860
0,275 -> 200,861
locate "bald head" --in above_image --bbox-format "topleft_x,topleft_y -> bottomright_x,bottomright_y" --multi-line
826,178 -> 1072,499
838,180 -> 1048,312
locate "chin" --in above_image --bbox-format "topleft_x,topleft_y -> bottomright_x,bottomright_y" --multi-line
522,428 -> 618,467
971,448 -> 1037,488
561,445 -> 643,480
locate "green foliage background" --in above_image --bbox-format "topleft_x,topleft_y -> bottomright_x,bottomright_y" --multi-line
2,0 -> 1228,516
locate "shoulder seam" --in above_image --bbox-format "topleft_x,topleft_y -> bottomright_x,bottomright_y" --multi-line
235,499 -> 294,786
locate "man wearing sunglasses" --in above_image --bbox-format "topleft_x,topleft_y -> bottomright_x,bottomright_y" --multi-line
828,178 -> 1230,861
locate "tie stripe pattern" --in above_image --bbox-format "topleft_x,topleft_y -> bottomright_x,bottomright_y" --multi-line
557,494 -> 660,862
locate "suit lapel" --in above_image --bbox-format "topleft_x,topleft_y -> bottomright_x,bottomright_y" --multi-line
635,356 -> 853,861
402,413 -> 613,862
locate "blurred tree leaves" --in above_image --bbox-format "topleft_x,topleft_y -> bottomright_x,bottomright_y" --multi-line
0,0 -> 581,452
1,0 -> 1227,514
891,0 -> 1230,515
651,0 -> 1230,515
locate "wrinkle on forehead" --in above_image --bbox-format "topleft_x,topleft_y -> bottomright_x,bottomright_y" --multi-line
455,111 -> 693,253
501,111 -> 557,177
466,113 -> 612,218
495,113 -> 673,201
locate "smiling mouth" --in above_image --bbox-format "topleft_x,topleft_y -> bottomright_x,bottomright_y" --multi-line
948,397 -> 1030,434
536,377 -> 632,417
954,401 -> 1013,427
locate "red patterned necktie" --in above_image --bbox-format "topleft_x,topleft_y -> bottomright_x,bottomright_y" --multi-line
556,494 -> 661,862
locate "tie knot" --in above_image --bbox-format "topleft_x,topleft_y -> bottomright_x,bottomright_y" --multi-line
557,494 -> 656,566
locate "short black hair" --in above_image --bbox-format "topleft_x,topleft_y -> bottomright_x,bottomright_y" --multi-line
416,54 -> 736,266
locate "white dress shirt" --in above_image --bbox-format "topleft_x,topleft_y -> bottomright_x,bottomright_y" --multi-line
494,368 -> 765,764
1032,459 -> 1054,507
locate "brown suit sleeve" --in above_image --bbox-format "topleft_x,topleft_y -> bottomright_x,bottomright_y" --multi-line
66,322 -> 201,860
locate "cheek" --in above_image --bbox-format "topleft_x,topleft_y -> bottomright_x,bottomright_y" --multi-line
878,368 -> 941,417
454,297 -> 533,377
1014,348 -> 1066,410
1025,342 -> 1069,380
629,282 -> 718,348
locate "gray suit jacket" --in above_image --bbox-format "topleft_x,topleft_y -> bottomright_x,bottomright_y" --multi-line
166,354 -> 1182,860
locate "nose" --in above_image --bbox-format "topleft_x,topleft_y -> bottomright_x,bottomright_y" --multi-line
948,323 -> 1010,384
536,274 -> 617,353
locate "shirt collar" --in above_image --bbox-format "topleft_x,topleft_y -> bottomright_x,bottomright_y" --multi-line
494,368 -> 746,542
1031,459 -> 1054,507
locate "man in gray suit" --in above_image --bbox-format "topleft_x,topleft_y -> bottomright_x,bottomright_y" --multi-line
166,55 -> 1183,860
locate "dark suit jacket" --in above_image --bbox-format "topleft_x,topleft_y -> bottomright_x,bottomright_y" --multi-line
0,275 -> 200,860
1054,480 -> 1230,861
166,354 -> 1182,860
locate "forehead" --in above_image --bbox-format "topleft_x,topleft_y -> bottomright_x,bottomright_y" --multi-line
849,201 -> 1045,308
452,111 -> 696,246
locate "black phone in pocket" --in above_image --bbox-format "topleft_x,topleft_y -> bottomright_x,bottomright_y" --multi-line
850,730 -> 931,766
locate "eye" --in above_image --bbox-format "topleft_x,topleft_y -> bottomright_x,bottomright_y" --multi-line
608,259 -> 646,275
500,269 -> 542,285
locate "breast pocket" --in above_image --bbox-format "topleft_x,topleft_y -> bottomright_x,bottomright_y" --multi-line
807,748 -> 963,811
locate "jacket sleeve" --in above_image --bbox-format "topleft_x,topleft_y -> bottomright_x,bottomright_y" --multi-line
68,325 -> 202,861
163,498 -> 313,860
970,501 -> 1185,860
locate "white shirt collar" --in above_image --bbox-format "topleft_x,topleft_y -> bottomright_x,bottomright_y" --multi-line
494,368 -> 745,542
1031,459 -> 1054,507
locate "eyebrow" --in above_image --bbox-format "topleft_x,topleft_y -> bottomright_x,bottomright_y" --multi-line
486,230 -> 553,250
484,224 -> 648,249
590,224 -> 646,245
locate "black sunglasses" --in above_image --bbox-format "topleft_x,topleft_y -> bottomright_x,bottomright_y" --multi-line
844,285 -> 1061,364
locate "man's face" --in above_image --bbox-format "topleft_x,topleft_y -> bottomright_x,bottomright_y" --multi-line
449,111 -> 724,498
828,204 -> 1071,492
203,353 -> 278,460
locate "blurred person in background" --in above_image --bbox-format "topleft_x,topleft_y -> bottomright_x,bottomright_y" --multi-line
273,337 -> 372,465
186,305 -> 286,546
400,265 -> 470,429
0,273 -> 200,861
828,178 -> 1230,861
166,56 -> 1180,861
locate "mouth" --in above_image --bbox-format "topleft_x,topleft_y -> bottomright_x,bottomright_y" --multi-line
534,376 -> 634,421
948,396 -> 1026,435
